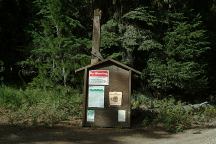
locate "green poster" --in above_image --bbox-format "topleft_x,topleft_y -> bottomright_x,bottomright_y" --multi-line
88,86 -> 104,108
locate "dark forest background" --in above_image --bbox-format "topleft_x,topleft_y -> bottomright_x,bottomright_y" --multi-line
1,0 -> 216,102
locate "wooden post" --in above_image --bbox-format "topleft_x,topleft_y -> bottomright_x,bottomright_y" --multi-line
91,8 -> 102,65
128,70 -> 132,127
82,68 -> 88,127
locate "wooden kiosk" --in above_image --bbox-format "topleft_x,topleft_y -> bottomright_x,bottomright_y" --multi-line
75,0 -> 141,128
76,59 -> 141,127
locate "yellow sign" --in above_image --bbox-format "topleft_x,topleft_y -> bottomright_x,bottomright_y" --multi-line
109,92 -> 122,106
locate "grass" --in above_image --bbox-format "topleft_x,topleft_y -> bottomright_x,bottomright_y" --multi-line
132,94 -> 216,133
0,85 -> 82,126
1,85 -> 216,131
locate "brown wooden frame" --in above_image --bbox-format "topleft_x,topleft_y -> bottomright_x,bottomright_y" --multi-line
76,59 -> 141,128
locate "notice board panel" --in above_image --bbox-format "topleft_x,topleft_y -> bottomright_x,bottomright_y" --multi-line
81,60 -> 139,128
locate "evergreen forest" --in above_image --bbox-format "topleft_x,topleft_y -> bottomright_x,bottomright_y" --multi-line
1,0 -> 216,132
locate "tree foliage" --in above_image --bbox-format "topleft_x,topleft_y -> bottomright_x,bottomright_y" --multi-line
1,0 -> 216,101
147,15 -> 209,96
22,0 -> 91,88
101,6 -> 210,98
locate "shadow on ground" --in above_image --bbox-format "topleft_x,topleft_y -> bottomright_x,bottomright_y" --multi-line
0,124 -> 173,144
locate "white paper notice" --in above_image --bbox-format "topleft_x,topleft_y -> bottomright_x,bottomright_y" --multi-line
87,110 -> 95,122
89,70 -> 109,85
118,110 -> 126,122
88,86 -> 104,108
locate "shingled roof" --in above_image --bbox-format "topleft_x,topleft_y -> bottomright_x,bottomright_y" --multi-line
75,58 -> 141,75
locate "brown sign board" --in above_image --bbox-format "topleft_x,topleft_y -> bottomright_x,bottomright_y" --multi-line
76,58 -> 141,128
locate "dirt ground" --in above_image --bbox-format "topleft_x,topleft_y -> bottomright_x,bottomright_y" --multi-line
0,124 -> 216,144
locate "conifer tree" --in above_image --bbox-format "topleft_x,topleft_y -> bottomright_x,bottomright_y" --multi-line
24,0 -> 91,88
101,6 -> 210,98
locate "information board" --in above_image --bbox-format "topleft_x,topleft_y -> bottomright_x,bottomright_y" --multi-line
89,70 -> 109,85
88,86 -> 104,108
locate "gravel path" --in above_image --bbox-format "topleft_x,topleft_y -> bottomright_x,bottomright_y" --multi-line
0,125 -> 216,144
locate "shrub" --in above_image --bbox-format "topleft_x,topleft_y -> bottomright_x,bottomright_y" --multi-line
0,86 -> 24,109
203,106 -> 216,121
192,105 -> 216,126
153,98 -> 193,132
132,94 -> 216,133
0,85 -> 82,126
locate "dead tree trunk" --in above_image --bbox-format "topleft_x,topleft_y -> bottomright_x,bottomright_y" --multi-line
91,9 -> 102,65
